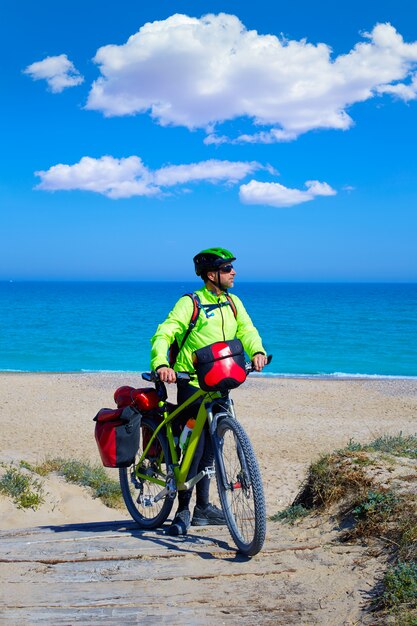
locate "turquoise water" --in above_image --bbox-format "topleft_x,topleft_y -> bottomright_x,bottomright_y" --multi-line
1,281 -> 416,377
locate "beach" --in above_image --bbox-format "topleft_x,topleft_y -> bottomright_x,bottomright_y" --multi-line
1,372 -> 416,528
1,373 -> 417,624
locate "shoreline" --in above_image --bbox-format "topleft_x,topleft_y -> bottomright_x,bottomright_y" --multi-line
1,370 -> 416,381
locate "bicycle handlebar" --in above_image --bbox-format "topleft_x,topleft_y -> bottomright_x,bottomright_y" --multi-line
141,371 -> 191,383
142,355 -> 272,383
245,354 -> 273,373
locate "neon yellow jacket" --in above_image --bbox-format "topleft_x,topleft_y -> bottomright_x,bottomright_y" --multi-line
150,286 -> 265,385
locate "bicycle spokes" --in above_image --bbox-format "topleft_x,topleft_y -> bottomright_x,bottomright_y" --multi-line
215,417 -> 266,556
119,417 -> 174,528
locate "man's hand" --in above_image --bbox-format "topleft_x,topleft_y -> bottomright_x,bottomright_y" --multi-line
252,354 -> 268,372
156,366 -> 177,383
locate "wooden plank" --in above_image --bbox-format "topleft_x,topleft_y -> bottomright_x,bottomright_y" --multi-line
0,520 -> 369,625
0,521 -> 320,564
0,565 -> 310,625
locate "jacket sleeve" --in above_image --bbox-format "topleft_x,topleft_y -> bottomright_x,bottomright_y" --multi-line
232,295 -> 266,358
150,296 -> 194,371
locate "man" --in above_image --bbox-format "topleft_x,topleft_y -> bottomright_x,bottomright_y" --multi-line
150,247 -> 267,535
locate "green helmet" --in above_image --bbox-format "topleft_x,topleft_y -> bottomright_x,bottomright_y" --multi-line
193,247 -> 236,276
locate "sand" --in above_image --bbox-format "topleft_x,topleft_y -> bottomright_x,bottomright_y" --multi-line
1,372 -> 416,526
1,373 -> 416,623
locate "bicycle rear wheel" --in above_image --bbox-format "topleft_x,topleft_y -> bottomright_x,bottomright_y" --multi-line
215,417 -> 266,556
119,415 -> 174,529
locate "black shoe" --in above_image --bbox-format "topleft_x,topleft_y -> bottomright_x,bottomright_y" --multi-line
191,503 -> 226,526
166,509 -> 191,536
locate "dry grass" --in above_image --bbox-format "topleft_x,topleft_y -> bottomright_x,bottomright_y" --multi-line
274,433 -> 417,621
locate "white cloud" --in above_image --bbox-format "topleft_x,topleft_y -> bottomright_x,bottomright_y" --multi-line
35,156 -> 156,199
377,71 -> 417,101
24,54 -> 84,93
154,159 -> 263,186
85,15 -> 417,142
239,180 -> 336,207
35,156 -> 263,199
35,156 -> 335,207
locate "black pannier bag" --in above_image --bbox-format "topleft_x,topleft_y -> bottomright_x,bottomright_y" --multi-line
193,339 -> 247,393
94,405 -> 141,468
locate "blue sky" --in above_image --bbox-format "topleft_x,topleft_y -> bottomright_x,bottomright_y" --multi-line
2,0 -> 417,281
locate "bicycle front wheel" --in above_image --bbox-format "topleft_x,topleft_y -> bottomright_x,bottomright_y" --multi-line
119,415 -> 174,529
215,417 -> 266,556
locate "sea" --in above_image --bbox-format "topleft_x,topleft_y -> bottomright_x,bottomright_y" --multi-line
1,281 -> 416,378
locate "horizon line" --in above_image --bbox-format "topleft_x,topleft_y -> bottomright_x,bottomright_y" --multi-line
1,279 -> 417,286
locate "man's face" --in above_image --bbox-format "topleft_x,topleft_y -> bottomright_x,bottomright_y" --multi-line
218,262 -> 236,290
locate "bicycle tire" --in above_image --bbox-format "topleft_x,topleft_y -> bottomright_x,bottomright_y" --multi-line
119,415 -> 174,529
215,417 -> 266,556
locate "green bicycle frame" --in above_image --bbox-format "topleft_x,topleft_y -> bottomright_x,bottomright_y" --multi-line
135,387 -> 224,491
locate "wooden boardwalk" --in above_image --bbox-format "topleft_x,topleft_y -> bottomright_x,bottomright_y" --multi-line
0,518 -> 378,625
0,519 -> 329,625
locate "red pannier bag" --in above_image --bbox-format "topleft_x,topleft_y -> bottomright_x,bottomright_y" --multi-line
94,405 -> 141,468
193,339 -> 247,393
112,386 -> 171,459
114,386 -> 159,410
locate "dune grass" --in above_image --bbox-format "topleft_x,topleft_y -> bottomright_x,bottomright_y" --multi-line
346,432 -> 417,459
272,433 -> 417,622
270,503 -> 309,523
21,458 -> 124,509
0,463 -> 44,510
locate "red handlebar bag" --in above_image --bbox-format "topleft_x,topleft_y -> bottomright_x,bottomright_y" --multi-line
193,339 -> 247,393
94,405 -> 141,468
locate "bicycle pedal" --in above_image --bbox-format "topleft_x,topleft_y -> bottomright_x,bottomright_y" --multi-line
205,466 -> 216,479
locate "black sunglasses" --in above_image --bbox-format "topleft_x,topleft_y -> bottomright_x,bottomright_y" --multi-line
219,264 -> 234,273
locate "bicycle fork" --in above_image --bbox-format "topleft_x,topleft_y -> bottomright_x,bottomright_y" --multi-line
206,399 -> 246,494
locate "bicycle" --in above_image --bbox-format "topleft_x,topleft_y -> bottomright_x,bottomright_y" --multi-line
119,357 -> 271,556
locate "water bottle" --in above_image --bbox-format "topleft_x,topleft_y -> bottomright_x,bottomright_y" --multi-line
179,418 -> 196,452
